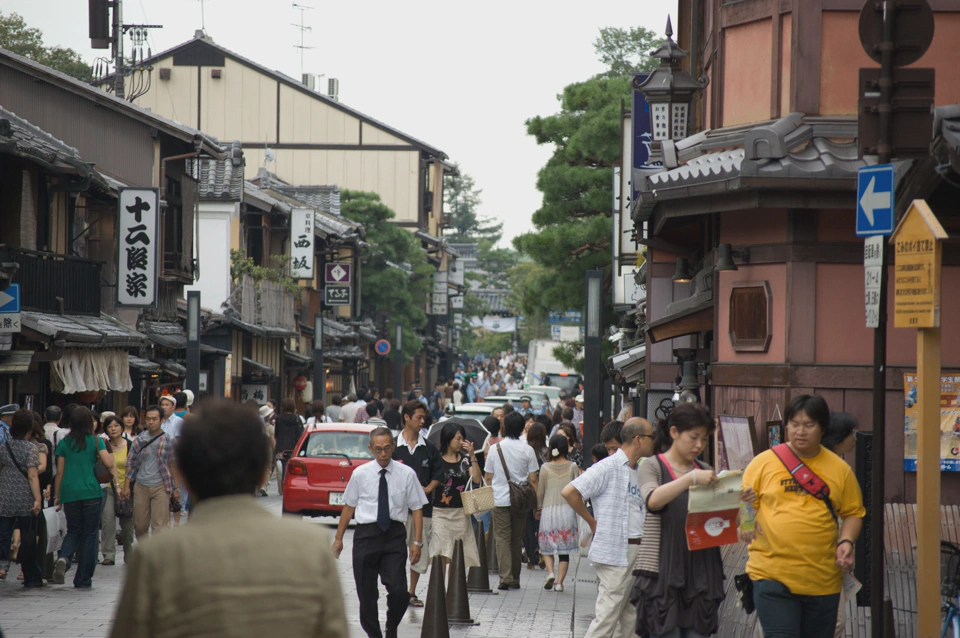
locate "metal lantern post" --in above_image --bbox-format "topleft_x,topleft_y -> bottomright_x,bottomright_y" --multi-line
314,314 -> 325,403
636,16 -> 709,143
583,270 -> 603,466
185,291 -> 201,397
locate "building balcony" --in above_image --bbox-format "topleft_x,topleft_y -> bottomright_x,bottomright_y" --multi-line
0,245 -> 102,315
236,274 -> 296,333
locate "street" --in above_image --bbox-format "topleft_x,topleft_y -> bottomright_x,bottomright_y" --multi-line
0,474 -> 599,638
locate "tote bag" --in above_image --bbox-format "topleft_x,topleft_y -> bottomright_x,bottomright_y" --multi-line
461,477 -> 495,516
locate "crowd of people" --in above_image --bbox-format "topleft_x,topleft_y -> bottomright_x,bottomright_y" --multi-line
0,368 -> 864,638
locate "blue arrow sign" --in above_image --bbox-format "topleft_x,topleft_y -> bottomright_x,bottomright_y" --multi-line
856,164 -> 895,237
0,284 -> 20,314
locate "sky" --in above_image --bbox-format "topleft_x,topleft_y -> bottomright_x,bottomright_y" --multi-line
5,0 -> 675,246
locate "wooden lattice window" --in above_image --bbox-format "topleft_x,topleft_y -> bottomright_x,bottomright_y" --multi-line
729,282 -> 772,352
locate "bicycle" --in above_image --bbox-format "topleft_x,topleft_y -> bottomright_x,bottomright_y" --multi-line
942,541 -> 960,638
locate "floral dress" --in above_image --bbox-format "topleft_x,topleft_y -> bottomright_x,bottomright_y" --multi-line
536,460 -> 579,554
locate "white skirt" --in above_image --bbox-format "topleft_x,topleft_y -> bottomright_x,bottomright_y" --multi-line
430,507 -> 481,568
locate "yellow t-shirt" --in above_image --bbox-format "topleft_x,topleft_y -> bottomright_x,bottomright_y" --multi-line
743,446 -> 866,596
112,440 -> 129,486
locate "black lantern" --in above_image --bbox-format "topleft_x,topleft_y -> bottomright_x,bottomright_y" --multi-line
635,16 -> 709,142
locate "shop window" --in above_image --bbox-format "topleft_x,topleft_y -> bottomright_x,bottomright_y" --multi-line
729,282 -> 772,352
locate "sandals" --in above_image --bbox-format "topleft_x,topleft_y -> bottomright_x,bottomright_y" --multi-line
409,595 -> 424,608
554,583 -> 564,593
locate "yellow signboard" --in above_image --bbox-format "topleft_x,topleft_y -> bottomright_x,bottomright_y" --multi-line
891,200 -> 947,328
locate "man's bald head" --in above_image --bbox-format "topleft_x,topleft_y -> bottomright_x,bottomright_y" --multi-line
622,417 -> 653,438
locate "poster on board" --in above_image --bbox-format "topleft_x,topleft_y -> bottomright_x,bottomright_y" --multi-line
715,415 -> 759,472
903,373 -> 960,472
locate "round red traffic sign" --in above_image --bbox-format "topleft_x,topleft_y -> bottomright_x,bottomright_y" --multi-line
375,339 -> 391,356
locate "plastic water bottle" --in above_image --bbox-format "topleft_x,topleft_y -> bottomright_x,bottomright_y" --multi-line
739,501 -> 756,532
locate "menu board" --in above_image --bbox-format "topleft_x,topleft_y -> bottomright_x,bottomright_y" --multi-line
715,415 -> 759,472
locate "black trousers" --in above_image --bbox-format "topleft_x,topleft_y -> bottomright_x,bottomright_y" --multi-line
353,521 -> 409,638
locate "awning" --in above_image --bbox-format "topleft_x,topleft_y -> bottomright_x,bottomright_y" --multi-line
325,346 -> 367,360
154,359 -> 186,377
23,312 -> 146,348
284,349 -> 313,366
609,343 -> 647,385
221,315 -> 298,338
319,318 -> 357,340
243,357 -> 275,376
0,350 -> 34,375
128,355 -> 160,372
51,348 -> 133,394
644,300 -> 714,344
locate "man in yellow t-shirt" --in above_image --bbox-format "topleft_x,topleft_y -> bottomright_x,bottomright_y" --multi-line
741,394 -> 865,638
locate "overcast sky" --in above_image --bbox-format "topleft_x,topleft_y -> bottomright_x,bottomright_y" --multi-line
5,0 -> 675,246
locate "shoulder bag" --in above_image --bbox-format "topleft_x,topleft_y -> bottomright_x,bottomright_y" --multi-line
94,437 -> 114,484
496,443 -> 537,513
4,440 -> 31,480
734,444 -> 839,615
127,432 -> 165,491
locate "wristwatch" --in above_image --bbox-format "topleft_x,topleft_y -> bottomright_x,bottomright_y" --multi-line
413,540 -> 424,548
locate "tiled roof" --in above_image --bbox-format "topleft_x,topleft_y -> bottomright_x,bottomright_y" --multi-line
648,149 -> 744,188
23,312 -> 146,348
269,184 -> 340,215
472,289 -> 511,314
0,106 -> 108,189
191,157 -> 244,201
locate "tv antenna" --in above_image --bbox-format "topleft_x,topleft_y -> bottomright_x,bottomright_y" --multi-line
291,3 -> 313,78
197,0 -> 209,32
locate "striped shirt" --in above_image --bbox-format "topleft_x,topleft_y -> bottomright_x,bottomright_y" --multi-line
569,449 -> 646,567
125,431 -> 176,493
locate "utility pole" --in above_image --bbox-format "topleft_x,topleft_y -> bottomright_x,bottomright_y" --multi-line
291,3 -> 313,79
394,323 -> 403,398
314,314 -> 325,404
111,0 -> 124,98
185,291 -> 201,398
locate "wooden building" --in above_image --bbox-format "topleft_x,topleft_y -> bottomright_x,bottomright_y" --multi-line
631,2 -> 960,504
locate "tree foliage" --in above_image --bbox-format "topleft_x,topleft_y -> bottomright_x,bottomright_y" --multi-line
513,25 -> 657,331
0,12 -> 92,81
444,168 -> 502,243
340,190 -> 431,363
593,26 -> 661,77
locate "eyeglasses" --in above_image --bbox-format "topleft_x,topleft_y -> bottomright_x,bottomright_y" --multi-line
787,420 -> 819,432
371,446 -> 393,454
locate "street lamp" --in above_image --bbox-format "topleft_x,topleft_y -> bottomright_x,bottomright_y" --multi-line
186,291 -> 201,397
583,270 -> 603,466
314,314 -> 325,403
635,16 -> 709,142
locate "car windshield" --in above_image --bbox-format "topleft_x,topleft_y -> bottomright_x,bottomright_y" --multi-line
545,374 -> 579,392
300,431 -> 373,459
534,387 -> 561,401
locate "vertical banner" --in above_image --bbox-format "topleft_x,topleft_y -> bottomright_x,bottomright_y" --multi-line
117,188 -> 159,307
291,208 -> 315,279
903,373 -> 960,472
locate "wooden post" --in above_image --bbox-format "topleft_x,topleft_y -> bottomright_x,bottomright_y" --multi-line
890,199 -> 946,638
915,325 -> 940,638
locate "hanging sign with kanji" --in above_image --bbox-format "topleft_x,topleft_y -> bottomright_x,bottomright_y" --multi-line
325,263 -> 352,284
891,199 -> 947,329
290,208 -> 314,280
117,188 -> 159,307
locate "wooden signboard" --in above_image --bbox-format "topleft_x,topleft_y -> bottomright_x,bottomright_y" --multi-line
892,199 -> 946,328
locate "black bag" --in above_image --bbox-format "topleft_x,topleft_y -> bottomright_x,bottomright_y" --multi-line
496,443 -> 537,513
112,483 -> 133,518
734,573 -> 755,614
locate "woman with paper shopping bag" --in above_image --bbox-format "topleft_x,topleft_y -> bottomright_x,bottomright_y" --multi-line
631,403 -> 725,638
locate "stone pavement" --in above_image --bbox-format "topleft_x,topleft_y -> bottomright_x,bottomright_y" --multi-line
0,477 -> 604,638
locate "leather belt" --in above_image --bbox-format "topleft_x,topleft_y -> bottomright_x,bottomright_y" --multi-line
627,538 -> 642,545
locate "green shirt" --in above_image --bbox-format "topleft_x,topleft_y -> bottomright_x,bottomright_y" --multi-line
56,435 -> 106,504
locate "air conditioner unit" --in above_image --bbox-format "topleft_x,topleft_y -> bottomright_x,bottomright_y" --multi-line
328,78 -> 339,101
302,73 -> 322,91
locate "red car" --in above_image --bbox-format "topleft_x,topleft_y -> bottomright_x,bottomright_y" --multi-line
281,423 -> 377,517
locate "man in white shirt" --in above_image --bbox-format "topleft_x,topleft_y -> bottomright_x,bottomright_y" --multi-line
333,427 -> 427,638
484,412 -> 539,590
159,395 -> 184,438
42,405 -> 63,442
339,393 -> 361,424
562,418 -> 656,638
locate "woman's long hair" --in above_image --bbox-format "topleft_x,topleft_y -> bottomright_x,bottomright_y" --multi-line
822,412 -> 857,452
526,423 -> 548,463
65,406 -> 95,452
656,403 -> 715,453
121,405 -> 141,434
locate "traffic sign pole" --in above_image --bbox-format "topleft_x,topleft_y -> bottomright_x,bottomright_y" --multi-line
394,323 -> 403,398
314,314 -> 325,404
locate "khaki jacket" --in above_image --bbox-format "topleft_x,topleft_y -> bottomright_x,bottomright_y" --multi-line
110,495 -> 348,638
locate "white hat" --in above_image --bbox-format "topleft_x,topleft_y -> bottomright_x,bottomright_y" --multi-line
259,405 -> 274,419
159,395 -> 176,406
183,389 -> 195,407
575,394 -> 585,403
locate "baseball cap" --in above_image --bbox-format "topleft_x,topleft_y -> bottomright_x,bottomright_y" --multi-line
575,395 -> 585,403
159,395 -> 176,406
0,403 -> 20,416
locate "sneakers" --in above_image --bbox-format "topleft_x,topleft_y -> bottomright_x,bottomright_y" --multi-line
543,573 -> 555,590
53,558 -> 66,584
554,583 -> 564,593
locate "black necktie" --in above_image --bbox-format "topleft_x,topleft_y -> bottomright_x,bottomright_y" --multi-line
377,468 -> 390,531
